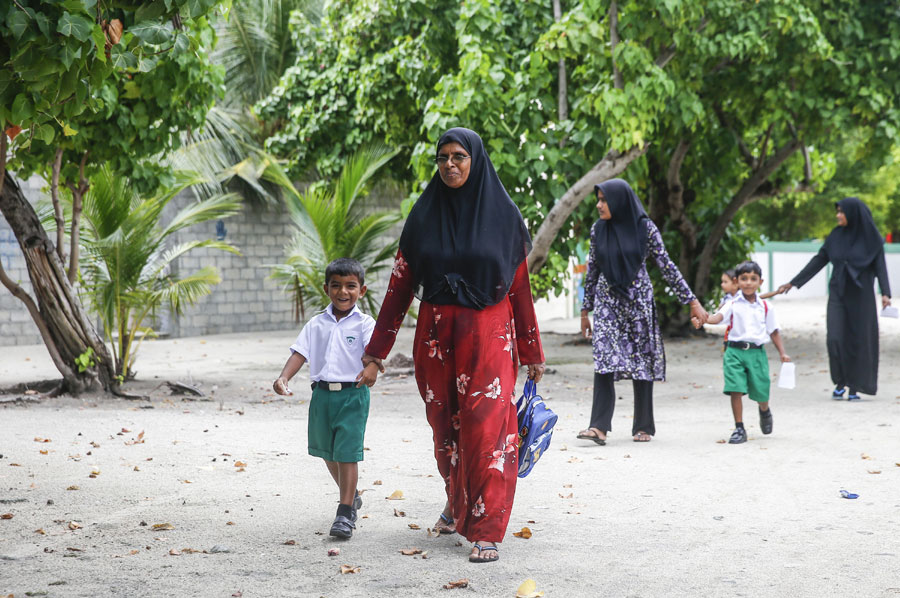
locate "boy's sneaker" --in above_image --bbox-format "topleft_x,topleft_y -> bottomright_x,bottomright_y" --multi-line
728,427 -> 747,444
759,408 -> 773,435
832,387 -> 846,400
329,514 -> 356,539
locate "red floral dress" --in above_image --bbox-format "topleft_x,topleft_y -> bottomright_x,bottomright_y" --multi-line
366,250 -> 544,542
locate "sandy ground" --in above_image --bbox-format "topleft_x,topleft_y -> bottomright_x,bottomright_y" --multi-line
1,298 -> 900,598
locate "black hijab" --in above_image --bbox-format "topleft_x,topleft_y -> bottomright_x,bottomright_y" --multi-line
824,197 -> 884,288
398,128 -> 531,309
591,179 -> 650,298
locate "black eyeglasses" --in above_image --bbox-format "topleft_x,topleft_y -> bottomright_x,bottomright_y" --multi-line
434,153 -> 471,166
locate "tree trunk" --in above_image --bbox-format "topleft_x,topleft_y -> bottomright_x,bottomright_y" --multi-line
0,171 -> 119,394
527,144 -> 648,273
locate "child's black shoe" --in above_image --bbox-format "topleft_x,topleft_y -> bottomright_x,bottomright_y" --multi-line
329,514 -> 355,539
350,493 -> 363,523
728,427 -> 747,444
759,408 -> 773,435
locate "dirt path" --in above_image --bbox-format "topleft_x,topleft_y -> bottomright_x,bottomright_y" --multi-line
2,299 -> 899,597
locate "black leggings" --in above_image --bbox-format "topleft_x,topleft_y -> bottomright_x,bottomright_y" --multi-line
589,373 -> 655,437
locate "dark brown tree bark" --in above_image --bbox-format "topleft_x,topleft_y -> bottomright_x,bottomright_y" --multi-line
0,171 -> 120,395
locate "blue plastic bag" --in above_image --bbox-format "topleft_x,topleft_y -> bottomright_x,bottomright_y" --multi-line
516,379 -> 558,478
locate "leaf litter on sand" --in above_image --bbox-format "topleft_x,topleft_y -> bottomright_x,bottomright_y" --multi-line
399,548 -> 422,556
386,490 -> 404,500
340,564 -> 360,574
152,523 -> 175,530
443,579 -> 468,589
512,527 -> 532,539
516,578 -> 544,597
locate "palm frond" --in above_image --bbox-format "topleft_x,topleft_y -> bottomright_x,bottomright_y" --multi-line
159,193 -> 243,238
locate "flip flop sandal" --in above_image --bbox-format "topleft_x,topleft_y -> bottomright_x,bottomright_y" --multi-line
576,429 -> 606,445
633,432 -> 652,442
469,544 -> 499,563
847,393 -> 861,401
832,388 -> 846,400
435,512 -> 456,535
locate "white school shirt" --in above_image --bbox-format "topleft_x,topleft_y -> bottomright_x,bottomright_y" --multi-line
289,304 -> 375,383
716,293 -> 779,345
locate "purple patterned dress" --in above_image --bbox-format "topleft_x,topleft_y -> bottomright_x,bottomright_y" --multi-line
581,220 -> 696,381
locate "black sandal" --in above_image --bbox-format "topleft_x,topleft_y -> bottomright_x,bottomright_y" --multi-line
435,512 -> 456,535
576,428 -> 606,445
469,544 -> 499,563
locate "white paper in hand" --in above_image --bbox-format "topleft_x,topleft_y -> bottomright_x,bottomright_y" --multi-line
777,362 -> 795,390
881,306 -> 898,318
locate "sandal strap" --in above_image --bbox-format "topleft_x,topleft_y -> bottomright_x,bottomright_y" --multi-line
473,544 -> 498,551
439,512 -> 454,524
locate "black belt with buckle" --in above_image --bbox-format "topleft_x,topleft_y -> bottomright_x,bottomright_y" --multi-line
726,340 -> 763,350
312,381 -> 355,391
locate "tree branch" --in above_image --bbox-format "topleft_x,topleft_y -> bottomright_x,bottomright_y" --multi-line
694,138 -> 802,295
66,151 -> 89,283
527,143 -> 650,273
609,2 -> 624,90
0,131 -> 6,197
51,148 -> 66,264
553,0 -> 568,148
654,18 -> 708,69
714,105 -> 755,168
666,139 -> 697,274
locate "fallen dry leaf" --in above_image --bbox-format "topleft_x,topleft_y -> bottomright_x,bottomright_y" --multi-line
90,441 -> 100,448
328,547 -> 340,556
558,492 -> 573,499
152,523 -> 175,531
67,485 -> 80,491
226,521 -> 235,526
408,523 -> 421,530
443,578 -> 469,589
234,461 -> 247,468
868,470 -> 882,474
716,439 -> 727,444
68,521 -> 82,530
40,449 -> 48,455
563,484 -> 573,488
861,453 -> 873,460
393,508 -> 406,517
34,437 -> 51,443
513,527 -> 533,539
182,480 -> 193,484
0,513 -> 13,520
567,457 -> 582,463
181,548 -> 202,554
516,578 -> 544,598
125,431 -> 145,446
9,463 -> 21,466
35,528 -> 46,534
340,564 -> 360,574
400,548 -> 422,556
169,548 -> 182,556
386,490 -> 404,500
283,540 -> 296,545
373,480 -> 383,485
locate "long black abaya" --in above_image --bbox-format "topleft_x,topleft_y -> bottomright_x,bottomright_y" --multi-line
790,198 -> 891,395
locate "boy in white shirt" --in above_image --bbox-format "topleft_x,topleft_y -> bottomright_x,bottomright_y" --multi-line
694,261 -> 791,444
273,258 -> 380,538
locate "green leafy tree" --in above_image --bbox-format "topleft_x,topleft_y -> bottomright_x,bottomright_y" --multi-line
75,167 -> 241,380
1,0 -> 224,393
266,145 -> 401,318
256,0 -> 900,330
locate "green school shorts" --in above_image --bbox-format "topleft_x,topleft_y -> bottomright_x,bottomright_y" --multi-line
308,385 -> 370,463
722,346 -> 771,403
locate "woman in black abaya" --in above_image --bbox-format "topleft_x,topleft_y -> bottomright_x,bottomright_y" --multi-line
776,197 -> 891,400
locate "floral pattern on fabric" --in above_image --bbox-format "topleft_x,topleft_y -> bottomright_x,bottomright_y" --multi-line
582,220 -> 695,382
365,251 -> 544,542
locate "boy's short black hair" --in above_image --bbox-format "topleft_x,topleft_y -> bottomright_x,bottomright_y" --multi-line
724,268 -> 737,279
325,258 -> 365,286
735,260 -> 762,278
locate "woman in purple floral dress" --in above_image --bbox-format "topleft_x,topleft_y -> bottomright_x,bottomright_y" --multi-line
577,179 -> 708,444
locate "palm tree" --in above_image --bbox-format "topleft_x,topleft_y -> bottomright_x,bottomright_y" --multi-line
77,166 -> 242,379
171,0 -> 322,204
266,145 -> 401,317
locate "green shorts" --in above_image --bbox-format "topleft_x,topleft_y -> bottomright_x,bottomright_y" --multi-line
308,385 -> 370,463
723,346 -> 770,403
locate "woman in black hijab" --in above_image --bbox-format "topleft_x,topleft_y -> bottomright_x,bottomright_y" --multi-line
776,197 -> 892,399
577,179 -> 708,444
363,128 -> 545,563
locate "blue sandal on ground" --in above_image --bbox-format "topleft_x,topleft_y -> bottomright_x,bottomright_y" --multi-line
847,389 -> 861,401
469,544 -> 499,563
435,512 -> 456,535
832,386 -> 846,400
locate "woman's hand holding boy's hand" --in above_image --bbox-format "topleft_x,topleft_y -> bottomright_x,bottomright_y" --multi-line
273,377 -> 292,396
361,354 -> 385,373
356,362 -> 380,388
689,299 -> 709,326
690,316 -> 702,329
780,353 -> 791,363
